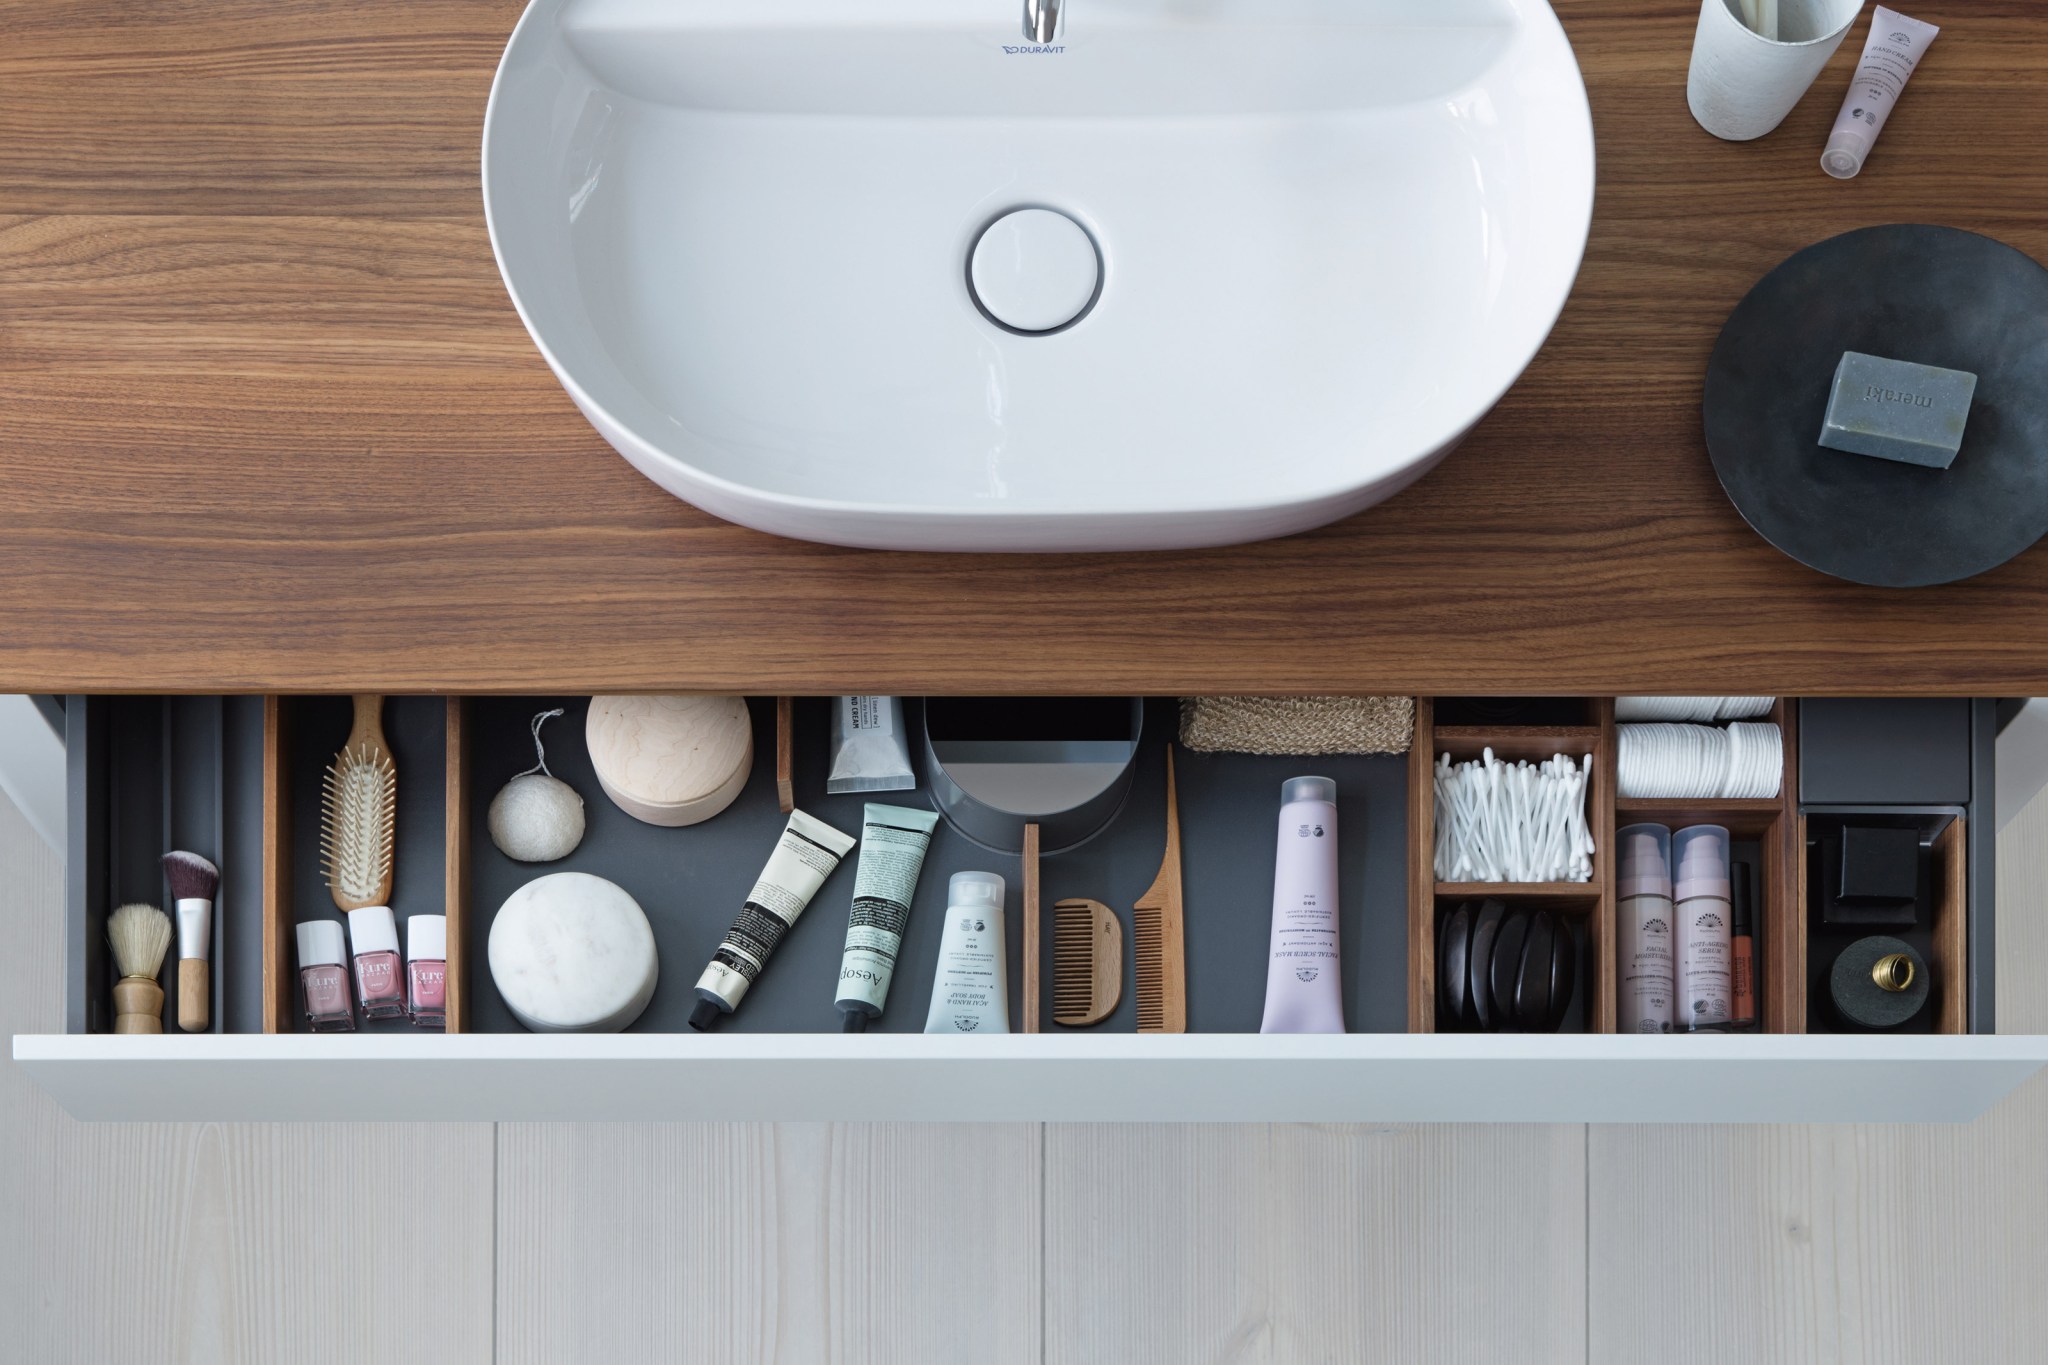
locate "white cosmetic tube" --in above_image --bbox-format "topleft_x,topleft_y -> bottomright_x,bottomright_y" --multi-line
835,803 -> 940,1031
1823,7 -> 1940,178
1260,776 -> 1345,1034
924,871 -> 1009,1034
827,696 -> 916,794
690,810 -> 857,1030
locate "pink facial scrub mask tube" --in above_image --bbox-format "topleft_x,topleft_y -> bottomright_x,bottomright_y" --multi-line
1823,7 -> 1939,179
1260,776 -> 1345,1034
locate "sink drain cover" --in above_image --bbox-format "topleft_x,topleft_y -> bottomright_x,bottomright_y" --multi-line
968,208 -> 1100,334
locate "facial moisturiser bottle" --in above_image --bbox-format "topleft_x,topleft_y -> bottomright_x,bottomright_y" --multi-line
1260,776 -> 1344,1034
1673,824 -> 1734,1032
924,872 -> 1009,1034
1617,824 -> 1676,1034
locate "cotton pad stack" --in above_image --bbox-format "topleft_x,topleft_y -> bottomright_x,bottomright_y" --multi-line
1614,697 -> 1775,723
1617,723 -> 1783,800
1433,750 -> 1596,884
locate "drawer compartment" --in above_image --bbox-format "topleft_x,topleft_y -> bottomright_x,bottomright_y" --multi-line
17,692 -> 2035,1124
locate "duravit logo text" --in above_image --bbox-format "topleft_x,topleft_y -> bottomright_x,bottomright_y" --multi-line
1003,43 -> 1066,53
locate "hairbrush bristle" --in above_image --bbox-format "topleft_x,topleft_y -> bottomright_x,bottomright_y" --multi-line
108,901 -> 172,979
320,743 -> 396,906
161,850 -> 219,902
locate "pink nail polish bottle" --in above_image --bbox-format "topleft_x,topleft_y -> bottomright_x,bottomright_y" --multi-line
347,906 -> 408,1020
296,920 -> 356,1031
408,913 -> 448,1030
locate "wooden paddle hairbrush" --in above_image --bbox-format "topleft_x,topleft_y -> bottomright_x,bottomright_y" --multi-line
320,694 -> 396,912
1132,745 -> 1187,1033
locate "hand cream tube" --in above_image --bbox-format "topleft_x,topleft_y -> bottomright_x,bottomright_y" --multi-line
827,696 -> 917,794
924,871 -> 1009,1034
835,803 -> 940,1031
1260,776 -> 1345,1034
1823,7 -> 1939,179
689,810 -> 856,1031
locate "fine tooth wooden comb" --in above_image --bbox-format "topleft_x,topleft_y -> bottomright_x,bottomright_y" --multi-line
1053,898 -> 1122,1027
320,694 -> 397,912
1132,744 -> 1187,1033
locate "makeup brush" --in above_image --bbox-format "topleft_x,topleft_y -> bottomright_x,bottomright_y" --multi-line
108,901 -> 172,1035
162,851 -> 219,1033
320,695 -> 397,912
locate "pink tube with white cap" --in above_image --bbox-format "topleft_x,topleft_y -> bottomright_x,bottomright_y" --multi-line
1823,7 -> 1940,179
1260,776 -> 1344,1034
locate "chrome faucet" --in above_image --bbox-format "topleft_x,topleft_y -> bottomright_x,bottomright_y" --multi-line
1024,0 -> 1061,43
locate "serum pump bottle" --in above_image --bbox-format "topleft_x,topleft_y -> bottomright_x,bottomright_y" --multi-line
1673,825 -> 1734,1032
1617,824 -> 1676,1034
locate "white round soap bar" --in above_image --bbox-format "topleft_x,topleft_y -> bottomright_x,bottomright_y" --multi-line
488,872 -> 658,1032
488,772 -> 587,862
586,695 -> 753,827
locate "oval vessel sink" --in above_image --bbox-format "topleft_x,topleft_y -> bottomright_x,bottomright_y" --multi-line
484,0 -> 1594,551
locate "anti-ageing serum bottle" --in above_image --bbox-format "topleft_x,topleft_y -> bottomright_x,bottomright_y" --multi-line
1617,824 -> 1676,1034
1673,825 -> 1734,1032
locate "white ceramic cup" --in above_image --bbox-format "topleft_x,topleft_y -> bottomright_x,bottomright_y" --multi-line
1687,0 -> 1866,141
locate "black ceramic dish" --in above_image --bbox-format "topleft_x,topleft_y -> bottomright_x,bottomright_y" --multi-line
1489,907 -> 1532,1033
1705,225 -> 2048,586
1437,902 -> 1471,1031
1467,900 -> 1507,1032
1515,909 -> 1556,1032
1545,920 -> 1577,1033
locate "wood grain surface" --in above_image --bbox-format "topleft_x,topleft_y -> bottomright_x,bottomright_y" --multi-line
6,1 -> 2048,693
494,1122 -> 1045,1365
0,786 -> 496,1364
1042,1121 -> 1589,1364
1584,797 -> 2048,1365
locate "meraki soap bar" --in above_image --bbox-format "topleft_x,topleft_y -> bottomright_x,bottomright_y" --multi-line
1818,351 -> 1978,470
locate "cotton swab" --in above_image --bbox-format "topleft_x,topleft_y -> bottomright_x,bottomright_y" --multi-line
1431,750 -> 1597,885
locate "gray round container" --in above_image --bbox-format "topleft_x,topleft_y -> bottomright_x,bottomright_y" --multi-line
921,698 -> 1144,854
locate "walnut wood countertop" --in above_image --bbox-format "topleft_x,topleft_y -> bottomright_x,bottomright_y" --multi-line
3,0 -> 2046,695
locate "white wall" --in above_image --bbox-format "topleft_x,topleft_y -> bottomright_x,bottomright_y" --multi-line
0,695 -> 62,853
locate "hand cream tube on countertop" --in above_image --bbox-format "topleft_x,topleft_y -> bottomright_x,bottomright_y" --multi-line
924,871 -> 1009,1034
690,810 -> 857,1031
835,803 -> 940,1031
1823,7 -> 1939,179
1260,776 -> 1345,1034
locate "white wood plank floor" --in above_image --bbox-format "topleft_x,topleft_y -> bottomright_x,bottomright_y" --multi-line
0,789 -> 496,1363
1586,803 -> 2048,1365
3,786 -> 2045,1363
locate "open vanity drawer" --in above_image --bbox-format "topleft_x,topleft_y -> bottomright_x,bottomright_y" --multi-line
16,695 -> 2046,1123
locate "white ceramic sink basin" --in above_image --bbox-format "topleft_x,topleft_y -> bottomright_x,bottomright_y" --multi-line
484,0 -> 1594,551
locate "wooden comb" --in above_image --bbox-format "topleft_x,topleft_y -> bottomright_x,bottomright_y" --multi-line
1053,898 -> 1122,1026
1132,744 -> 1187,1033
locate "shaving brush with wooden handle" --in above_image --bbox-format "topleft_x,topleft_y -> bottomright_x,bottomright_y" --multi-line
108,901 -> 172,1034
